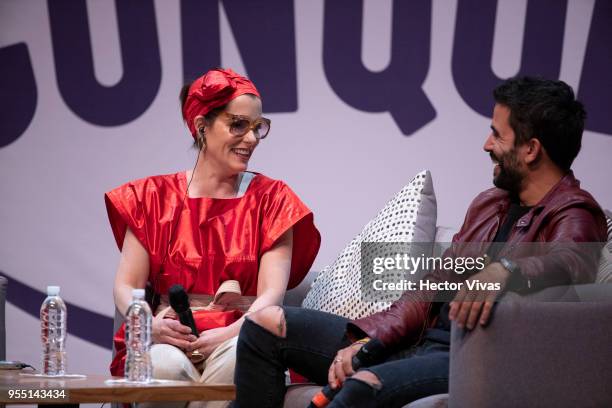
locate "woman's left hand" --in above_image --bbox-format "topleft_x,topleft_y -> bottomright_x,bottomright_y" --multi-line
188,326 -> 232,359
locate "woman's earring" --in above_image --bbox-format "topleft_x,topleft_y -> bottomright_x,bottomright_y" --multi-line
198,128 -> 206,150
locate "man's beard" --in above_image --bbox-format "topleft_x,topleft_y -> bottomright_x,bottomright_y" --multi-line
491,150 -> 524,195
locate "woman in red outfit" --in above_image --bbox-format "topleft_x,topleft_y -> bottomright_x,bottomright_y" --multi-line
105,68 -> 320,408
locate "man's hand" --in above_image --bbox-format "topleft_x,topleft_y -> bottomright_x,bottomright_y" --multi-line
449,262 -> 511,330
152,314 -> 197,349
328,343 -> 363,390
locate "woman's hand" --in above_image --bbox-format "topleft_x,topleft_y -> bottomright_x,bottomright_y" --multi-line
188,326 -> 232,359
152,310 -> 197,350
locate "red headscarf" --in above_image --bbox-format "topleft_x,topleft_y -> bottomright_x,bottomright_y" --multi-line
182,68 -> 260,138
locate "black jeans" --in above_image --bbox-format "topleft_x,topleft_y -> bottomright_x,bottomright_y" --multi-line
234,306 -> 449,408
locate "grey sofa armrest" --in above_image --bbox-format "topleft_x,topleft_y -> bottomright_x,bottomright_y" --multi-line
448,284 -> 612,408
0,276 -> 6,360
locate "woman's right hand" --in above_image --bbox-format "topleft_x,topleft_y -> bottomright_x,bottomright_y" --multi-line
152,311 -> 197,350
114,228 -> 196,349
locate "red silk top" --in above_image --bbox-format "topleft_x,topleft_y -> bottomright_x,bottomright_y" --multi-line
105,171 -> 320,375
105,171 -> 320,294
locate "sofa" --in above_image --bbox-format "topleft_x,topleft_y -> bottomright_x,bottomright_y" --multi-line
282,268 -> 612,408
280,204 -> 612,408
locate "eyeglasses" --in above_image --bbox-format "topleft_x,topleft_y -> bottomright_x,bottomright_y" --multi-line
221,112 -> 271,140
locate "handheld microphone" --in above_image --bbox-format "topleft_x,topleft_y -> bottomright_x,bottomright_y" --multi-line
168,284 -> 198,336
308,338 -> 386,408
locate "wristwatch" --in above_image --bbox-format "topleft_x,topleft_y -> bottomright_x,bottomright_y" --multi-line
499,257 -> 519,274
499,257 -> 531,289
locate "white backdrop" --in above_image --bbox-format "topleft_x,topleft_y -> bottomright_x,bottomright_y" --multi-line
1,0 -> 610,384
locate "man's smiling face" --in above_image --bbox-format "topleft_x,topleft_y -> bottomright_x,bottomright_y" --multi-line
483,104 -> 528,195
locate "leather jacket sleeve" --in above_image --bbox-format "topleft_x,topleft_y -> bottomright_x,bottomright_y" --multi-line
346,296 -> 431,348
346,243 -> 460,348
512,206 -> 606,291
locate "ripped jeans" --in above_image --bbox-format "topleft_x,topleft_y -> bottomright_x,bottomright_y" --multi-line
233,306 -> 449,408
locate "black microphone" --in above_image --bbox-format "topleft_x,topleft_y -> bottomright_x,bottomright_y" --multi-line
308,339 -> 387,408
168,284 -> 198,336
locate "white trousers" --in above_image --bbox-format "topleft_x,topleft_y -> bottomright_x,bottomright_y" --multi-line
138,336 -> 238,408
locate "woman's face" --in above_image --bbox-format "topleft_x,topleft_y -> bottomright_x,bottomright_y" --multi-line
199,94 -> 263,176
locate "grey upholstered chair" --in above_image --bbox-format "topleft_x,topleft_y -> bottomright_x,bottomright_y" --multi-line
0,275 -> 7,361
448,283 -> 612,408
282,280 -> 612,408
0,275 -> 8,408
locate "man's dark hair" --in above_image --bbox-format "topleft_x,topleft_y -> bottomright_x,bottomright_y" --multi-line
493,76 -> 586,171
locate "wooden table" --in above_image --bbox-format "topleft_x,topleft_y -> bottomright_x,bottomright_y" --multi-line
0,369 -> 235,407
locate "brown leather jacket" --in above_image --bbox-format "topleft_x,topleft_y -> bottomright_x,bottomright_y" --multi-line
347,171 -> 607,348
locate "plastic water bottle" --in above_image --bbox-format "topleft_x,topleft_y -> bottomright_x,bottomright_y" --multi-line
125,288 -> 152,382
40,285 -> 67,376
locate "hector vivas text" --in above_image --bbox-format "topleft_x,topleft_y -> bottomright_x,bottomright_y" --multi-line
371,253 -> 502,292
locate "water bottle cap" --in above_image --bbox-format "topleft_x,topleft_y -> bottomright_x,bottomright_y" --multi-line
47,286 -> 60,296
132,289 -> 145,299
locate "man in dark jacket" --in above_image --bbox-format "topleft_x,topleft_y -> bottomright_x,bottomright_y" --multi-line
233,77 -> 608,408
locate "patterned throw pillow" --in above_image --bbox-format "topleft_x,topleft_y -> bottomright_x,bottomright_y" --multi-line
596,210 -> 612,283
302,170 -> 437,319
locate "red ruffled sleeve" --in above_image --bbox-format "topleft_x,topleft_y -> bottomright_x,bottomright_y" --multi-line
260,182 -> 321,289
104,181 -> 150,253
